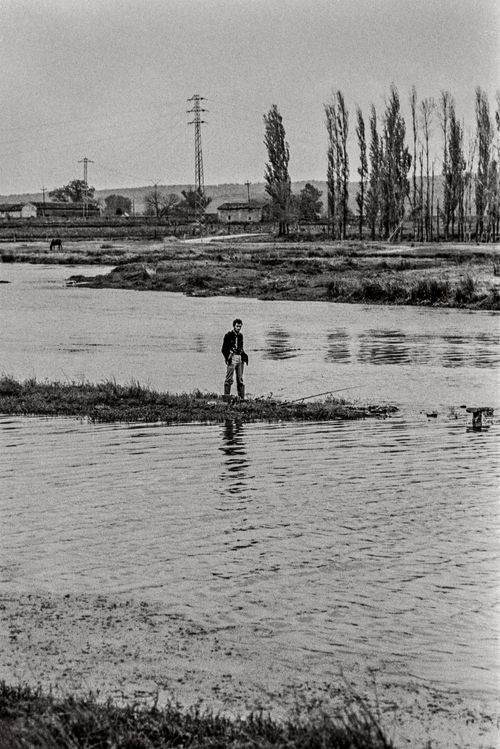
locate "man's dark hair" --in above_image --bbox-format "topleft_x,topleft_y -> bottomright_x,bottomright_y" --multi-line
233,318 -> 242,326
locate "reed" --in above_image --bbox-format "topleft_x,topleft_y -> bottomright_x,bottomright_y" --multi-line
0,377 -> 396,424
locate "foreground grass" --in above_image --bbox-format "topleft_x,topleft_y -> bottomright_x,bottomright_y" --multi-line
0,682 -> 394,749
0,377 -> 396,423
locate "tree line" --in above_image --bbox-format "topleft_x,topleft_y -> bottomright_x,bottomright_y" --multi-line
263,85 -> 500,241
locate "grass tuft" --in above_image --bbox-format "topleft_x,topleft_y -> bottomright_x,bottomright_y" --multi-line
0,682 -> 395,749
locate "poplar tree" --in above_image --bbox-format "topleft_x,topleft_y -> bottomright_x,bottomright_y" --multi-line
440,91 -> 452,239
380,85 -> 411,239
447,103 -> 465,240
365,105 -> 381,240
325,91 -> 349,239
409,86 -> 419,239
355,106 -> 368,239
420,97 -> 435,240
263,104 -> 291,236
325,104 -> 338,238
475,87 -> 492,240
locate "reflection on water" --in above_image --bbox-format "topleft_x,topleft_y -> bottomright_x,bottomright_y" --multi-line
325,329 -> 351,363
1,413 -> 499,697
219,419 -> 250,495
441,332 -> 500,368
264,328 -> 299,359
359,329 -> 414,365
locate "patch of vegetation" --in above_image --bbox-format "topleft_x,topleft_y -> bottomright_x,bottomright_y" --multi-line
0,377 -> 397,424
0,682 -> 394,749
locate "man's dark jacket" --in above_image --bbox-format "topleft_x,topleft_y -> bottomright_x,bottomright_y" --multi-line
221,330 -> 249,365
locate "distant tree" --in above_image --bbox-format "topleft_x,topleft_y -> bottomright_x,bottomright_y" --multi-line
355,106 -> 368,239
49,179 -> 95,203
177,188 -> 211,219
365,105 -> 382,240
409,86 -> 419,238
440,90 -> 452,238
144,186 -> 163,218
380,85 -> 411,240
104,194 -> 132,216
263,104 -> 291,236
420,97 -> 435,240
298,183 -> 323,220
486,158 -> 498,241
161,192 -> 181,221
475,87 -> 492,239
325,91 -> 349,239
144,189 -> 184,220
444,99 -> 465,240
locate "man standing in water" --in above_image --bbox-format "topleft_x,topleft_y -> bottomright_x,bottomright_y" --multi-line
221,318 -> 248,400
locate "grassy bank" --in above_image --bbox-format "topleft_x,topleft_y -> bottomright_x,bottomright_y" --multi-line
0,377 -> 396,423
61,239 -> 500,310
1,238 -> 499,309
0,682 -> 394,749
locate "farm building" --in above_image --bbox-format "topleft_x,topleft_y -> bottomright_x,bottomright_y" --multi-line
217,201 -> 264,223
0,203 -> 37,219
0,201 -> 101,219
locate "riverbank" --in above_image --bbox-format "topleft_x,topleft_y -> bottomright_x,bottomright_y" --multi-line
0,377 -> 397,423
1,592 -> 497,749
1,238 -> 499,309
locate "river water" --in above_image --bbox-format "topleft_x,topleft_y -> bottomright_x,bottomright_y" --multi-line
1,263 -> 499,702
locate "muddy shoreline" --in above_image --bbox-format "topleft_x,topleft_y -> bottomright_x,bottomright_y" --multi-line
1,591 -> 498,748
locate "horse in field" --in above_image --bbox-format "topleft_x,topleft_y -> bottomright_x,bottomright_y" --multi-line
49,238 -> 63,250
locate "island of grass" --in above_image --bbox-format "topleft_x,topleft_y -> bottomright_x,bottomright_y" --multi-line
2,237 -> 499,310
0,682 -> 393,749
58,238 -> 500,310
0,377 -> 397,424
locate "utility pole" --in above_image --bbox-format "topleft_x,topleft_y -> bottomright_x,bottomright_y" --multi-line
187,95 -> 207,230
41,185 -> 46,217
78,156 -> 94,218
245,181 -> 251,204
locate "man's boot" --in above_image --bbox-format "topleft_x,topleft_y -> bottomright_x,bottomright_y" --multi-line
237,385 -> 245,400
223,384 -> 231,401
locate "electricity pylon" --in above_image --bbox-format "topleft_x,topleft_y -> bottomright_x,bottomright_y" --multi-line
78,156 -> 94,218
187,95 -> 207,227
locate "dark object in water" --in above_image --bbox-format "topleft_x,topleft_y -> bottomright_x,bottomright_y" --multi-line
466,406 -> 494,430
50,238 -> 63,250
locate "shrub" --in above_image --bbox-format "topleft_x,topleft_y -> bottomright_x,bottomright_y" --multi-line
454,275 -> 477,305
409,278 -> 450,304
326,277 -> 346,299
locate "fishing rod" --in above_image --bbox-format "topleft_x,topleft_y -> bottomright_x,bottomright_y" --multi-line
286,385 -> 364,404
254,384 -> 364,403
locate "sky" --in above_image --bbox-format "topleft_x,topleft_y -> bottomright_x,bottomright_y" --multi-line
0,0 -> 498,195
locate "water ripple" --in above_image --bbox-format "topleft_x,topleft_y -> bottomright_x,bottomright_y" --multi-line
1,413 -> 499,696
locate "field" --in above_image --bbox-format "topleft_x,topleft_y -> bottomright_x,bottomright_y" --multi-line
2,237 -> 499,309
